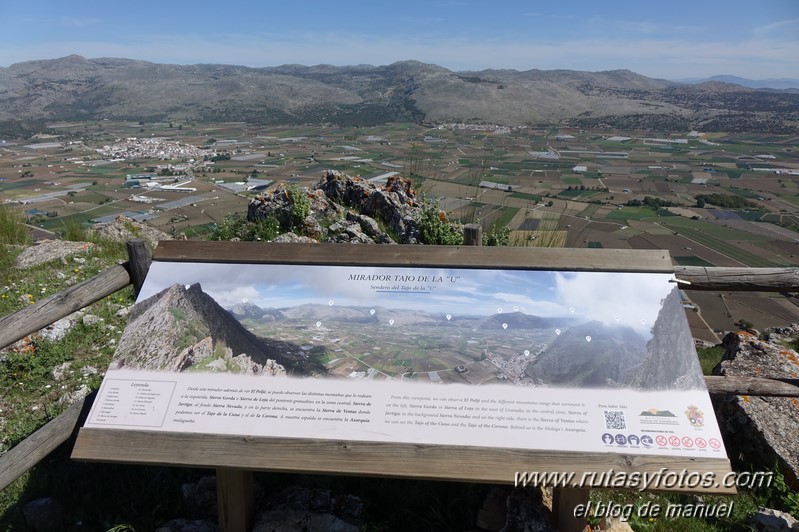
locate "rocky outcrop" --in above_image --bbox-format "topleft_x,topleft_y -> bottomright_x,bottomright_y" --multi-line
631,287 -> 706,390
247,170 -> 423,244
712,329 -> 799,487
14,240 -> 95,269
89,214 -> 172,248
112,283 -> 313,375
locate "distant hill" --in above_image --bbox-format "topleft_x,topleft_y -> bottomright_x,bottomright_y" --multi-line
2,55 -> 798,132
677,75 -> 799,91
479,311 -> 552,330
524,321 -> 647,387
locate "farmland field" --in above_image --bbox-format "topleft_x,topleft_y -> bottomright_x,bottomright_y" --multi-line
3,121 -> 799,338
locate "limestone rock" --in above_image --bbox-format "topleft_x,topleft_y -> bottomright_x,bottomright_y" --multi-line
14,240 -> 94,269
263,359 -> 287,377
712,330 -> 799,486
248,170 -> 424,244
270,232 -> 317,243
750,507 -> 799,531
89,214 -> 172,248
81,314 -> 103,326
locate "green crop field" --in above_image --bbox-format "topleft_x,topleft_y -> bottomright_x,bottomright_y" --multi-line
657,220 -> 779,267
658,216 -> 762,240
495,206 -> 520,226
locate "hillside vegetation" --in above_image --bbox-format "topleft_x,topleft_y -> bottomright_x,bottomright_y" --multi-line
1,55 -> 798,132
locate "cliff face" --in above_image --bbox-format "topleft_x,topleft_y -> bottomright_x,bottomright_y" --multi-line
631,287 -> 706,390
524,321 -> 647,387
712,328 -> 799,487
112,283 -> 321,375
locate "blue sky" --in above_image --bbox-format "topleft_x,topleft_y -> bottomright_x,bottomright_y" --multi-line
140,262 -> 674,334
2,0 -> 797,79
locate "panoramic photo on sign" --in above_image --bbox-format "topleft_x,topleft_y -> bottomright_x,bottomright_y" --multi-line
84,261 -> 726,458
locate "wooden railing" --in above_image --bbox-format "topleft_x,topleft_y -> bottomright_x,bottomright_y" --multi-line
1,238 -> 799,496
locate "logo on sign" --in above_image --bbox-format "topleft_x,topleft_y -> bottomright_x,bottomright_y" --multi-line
685,405 -> 705,427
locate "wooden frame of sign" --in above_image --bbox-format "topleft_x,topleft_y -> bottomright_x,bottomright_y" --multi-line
72,242 -> 735,532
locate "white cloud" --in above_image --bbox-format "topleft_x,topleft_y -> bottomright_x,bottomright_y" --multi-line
554,272 -> 673,334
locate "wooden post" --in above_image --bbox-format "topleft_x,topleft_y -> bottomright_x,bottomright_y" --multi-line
705,375 -> 799,397
553,487 -> 590,532
674,266 -> 799,291
464,224 -> 482,246
126,239 -> 152,297
216,468 -> 254,532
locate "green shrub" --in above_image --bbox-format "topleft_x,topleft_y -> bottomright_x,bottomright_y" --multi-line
483,225 -> 511,246
286,184 -> 311,229
418,197 -> 463,245
209,214 -> 279,242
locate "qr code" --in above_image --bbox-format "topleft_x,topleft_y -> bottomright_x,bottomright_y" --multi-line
604,410 -> 626,430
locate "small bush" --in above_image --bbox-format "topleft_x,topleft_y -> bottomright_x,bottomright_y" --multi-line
209,214 -> 279,242
483,225 -> 511,246
418,197 -> 463,245
286,184 -> 311,229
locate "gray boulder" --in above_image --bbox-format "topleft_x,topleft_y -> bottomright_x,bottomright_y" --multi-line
712,329 -> 799,487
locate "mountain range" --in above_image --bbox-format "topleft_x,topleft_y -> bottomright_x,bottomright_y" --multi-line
2,55 -> 798,132
112,283 -> 324,375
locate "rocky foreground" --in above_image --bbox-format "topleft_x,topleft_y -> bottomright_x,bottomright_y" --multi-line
712,328 -> 799,489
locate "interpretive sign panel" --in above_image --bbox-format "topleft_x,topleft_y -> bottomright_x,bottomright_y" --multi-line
83,256 -> 726,459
